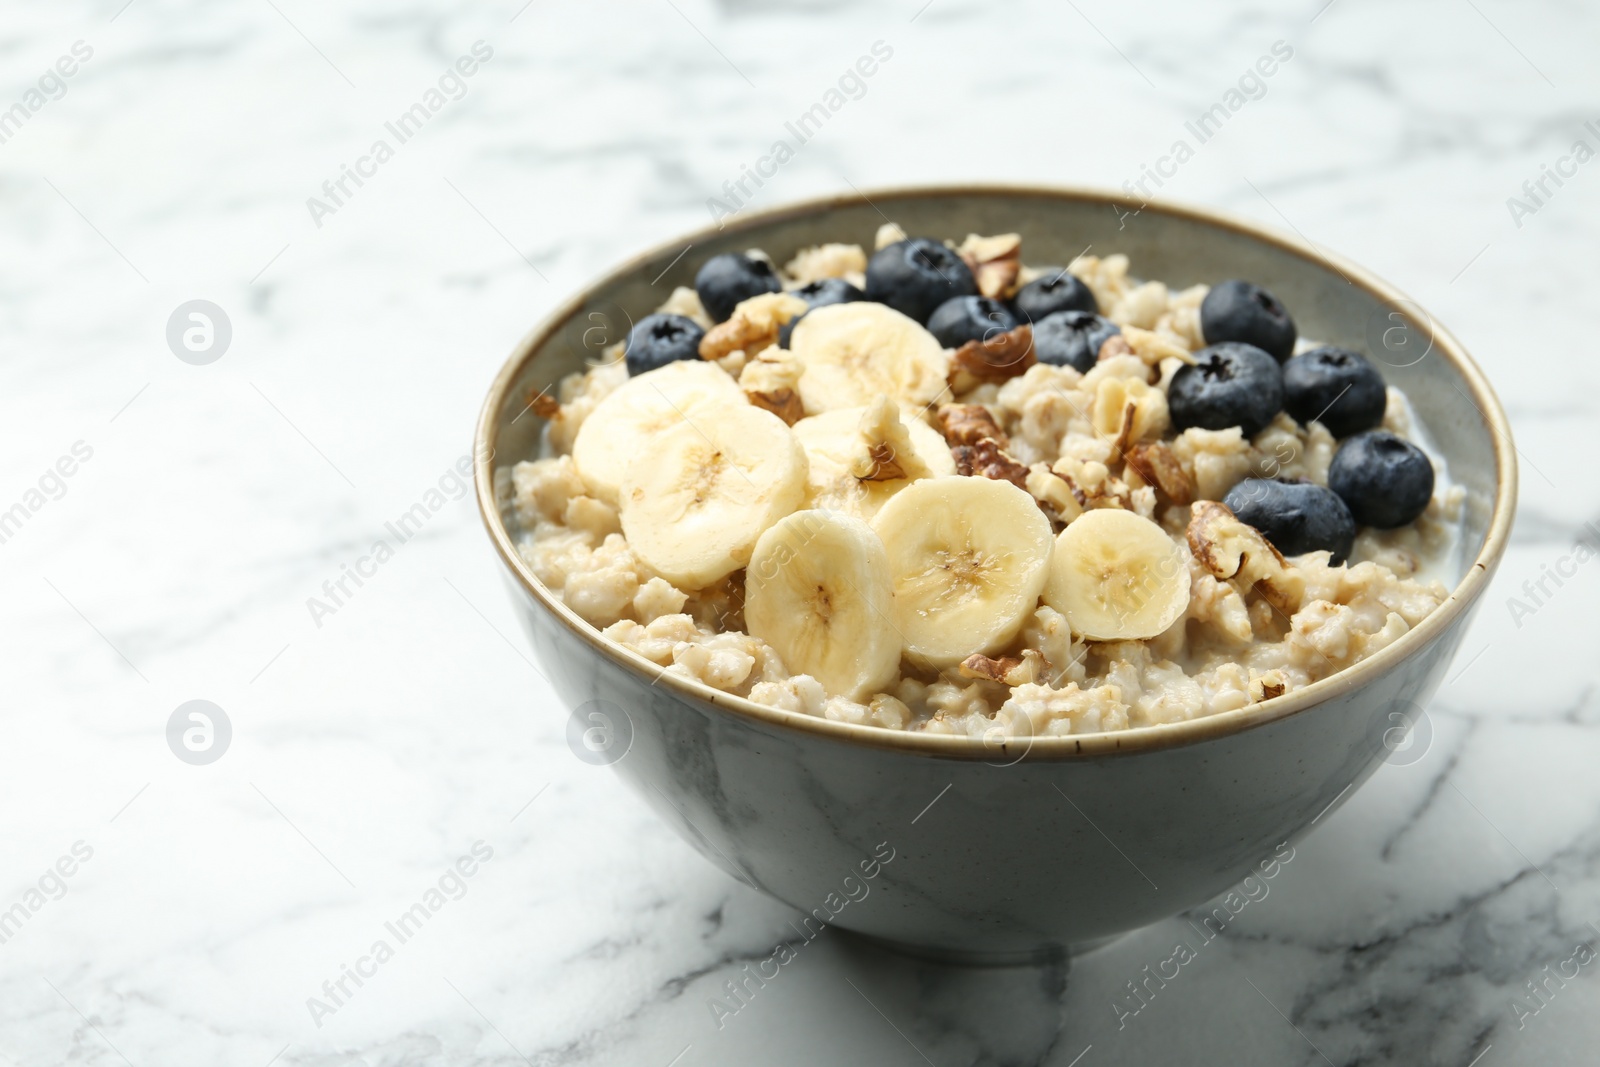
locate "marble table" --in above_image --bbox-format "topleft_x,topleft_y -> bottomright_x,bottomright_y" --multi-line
5,0 -> 1598,1063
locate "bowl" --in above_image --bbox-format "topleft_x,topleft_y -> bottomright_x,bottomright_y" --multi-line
473,185 -> 1515,963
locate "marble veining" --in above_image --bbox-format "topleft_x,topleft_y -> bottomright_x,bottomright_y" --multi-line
4,0 -> 1598,1064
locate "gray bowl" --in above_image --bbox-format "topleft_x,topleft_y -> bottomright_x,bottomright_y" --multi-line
474,185 -> 1515,963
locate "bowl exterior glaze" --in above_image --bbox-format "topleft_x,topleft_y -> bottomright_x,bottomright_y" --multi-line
478,186 -> 1514,960
506,568 -> 1471,959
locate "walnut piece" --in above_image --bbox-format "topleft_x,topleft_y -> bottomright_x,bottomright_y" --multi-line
1124,441 -> 1193,505
960,648 -> 1049,686
952,437 -> 1029,490
1097,334 -> 1134,361
698,292 -> 808,361
1025,463 -> 1086,523
933,403 -> 1009,449
856,442 -> 906,481
748,387 -> 803,425
527,386 -> 561,419
959,652 -> 1022,683
957,232 -> 1023,299
1250,670 -> 1288,702
949,324 -> 1036,393
850,396 -> 933,482
1186,501 -> 1304,615
739,350 -> 805,426
1009,648 -> 1052,686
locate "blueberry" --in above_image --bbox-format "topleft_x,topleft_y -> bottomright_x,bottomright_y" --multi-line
864,238 -> 976,323
623,313 -> 704,376
1327,430 -> 1434,529
926,296 -> 1019,349
792,276 -> 865,308
1032,310 -> 1121,373
695,252 -> 781,323
1223,479 -> 1357,564
1200,280 -> 1297,362
777,277 -> 864,347
1167,342 -> 1284,438
1282,345 -> 1387,438
1012,269 -> 1098,322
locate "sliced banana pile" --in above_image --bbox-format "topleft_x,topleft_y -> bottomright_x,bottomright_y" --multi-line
1043,508 -> 1190,641
871,476 -> 1055,669
567,294 -> 1203,705
618,403 -> 808,589
572,360 -> 747,506
745,510 -> 901,700
787,302 -> 952,415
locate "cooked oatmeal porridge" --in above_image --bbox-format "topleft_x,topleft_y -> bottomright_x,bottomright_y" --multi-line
495,224 -> 1463,736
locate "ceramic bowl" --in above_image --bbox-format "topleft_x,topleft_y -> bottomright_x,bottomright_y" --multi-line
474,185 -> 1515,963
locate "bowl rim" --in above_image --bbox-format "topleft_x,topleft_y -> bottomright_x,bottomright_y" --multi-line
473,182 -> 1517,761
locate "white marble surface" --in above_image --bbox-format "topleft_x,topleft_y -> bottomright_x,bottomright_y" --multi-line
4,0 -> 1599,1063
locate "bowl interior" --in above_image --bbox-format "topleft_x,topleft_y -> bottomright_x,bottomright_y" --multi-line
479,185 -> 1512,755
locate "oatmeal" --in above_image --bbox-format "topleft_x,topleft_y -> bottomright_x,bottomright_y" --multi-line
496,231 -> 1462,735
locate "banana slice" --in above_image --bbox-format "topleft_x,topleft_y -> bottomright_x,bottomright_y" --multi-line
745,510 -> 901,700
1043,509 -> 1190,641
572,360 -> 746,506
870,476 -> 1054,668
792,401 -> 958,522
619,403 -> 807,588
788,302 -> 951,415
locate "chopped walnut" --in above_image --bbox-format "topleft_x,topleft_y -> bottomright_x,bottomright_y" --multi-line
526,386 -> 562,419
739,350 -> 804,425
850,396 -> 933,482
949,324 -> 1036,393
1188,501 -> 1262,577
958,648 -> 1049,687
934,403 -> 1009,449
959,652 -> 1022,683
857,443 -> 905,481
1250,670 -> 1288,702
956,232 -> 1022,299
750,389 -> 803,425
698,292 -> 808,361
1186,501 -> 1304,615
1010,648 -> 1051,686
1097,334 -> 1134,361
953,437 -> 1029,489
1026,463 -> 1086,523
1124,441 -> 1193,505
